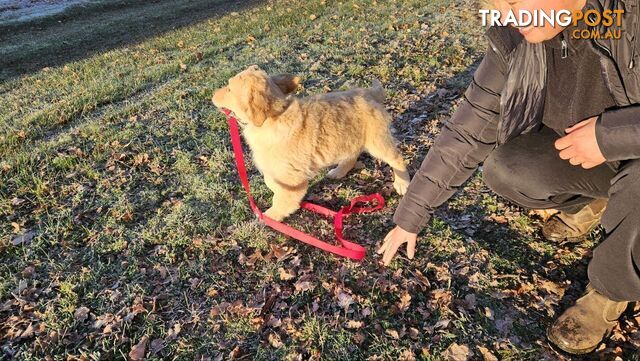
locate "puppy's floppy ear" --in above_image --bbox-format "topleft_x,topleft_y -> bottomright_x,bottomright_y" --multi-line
241,75 -> 288,127
270,74 -> 301,95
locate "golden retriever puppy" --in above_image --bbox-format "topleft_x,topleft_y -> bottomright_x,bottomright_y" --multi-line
212,65 -> 410,221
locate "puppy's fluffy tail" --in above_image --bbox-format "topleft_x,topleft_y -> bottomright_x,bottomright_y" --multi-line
367,79 -> 386,103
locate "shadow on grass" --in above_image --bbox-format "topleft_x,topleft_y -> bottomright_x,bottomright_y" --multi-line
0,0 -> 264,81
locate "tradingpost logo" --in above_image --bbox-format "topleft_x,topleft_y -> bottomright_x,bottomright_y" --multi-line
479,9 -> 625,40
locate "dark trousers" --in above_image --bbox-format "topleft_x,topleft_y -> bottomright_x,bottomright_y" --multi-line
483,126 -> 640,302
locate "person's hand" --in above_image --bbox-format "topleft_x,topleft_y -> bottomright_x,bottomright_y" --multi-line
555,116 -> 606,169
377,226 -> 418,266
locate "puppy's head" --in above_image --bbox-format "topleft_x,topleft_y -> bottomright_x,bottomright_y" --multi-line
212,65 -> 299,127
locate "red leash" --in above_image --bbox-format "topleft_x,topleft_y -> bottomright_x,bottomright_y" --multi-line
221,108 -> 384,261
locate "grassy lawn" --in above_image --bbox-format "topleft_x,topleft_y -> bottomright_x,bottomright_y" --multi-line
1,0 -> 639,359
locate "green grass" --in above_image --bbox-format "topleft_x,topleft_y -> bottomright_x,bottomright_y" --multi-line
1,0 -> 637,359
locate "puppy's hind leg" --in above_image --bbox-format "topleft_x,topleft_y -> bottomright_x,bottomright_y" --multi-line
263,176 -> 309,221
327,155 -> 360,179
365,132 -> 411,195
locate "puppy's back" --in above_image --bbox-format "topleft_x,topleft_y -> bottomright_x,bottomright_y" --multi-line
306,79 -> 385,105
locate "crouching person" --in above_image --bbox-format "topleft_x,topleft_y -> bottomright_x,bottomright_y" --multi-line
377,0 -> 640,355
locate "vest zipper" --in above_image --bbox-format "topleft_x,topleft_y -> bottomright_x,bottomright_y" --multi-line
561,35 -> 569,59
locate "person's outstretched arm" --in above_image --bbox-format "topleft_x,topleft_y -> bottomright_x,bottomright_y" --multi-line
379,44 -> 507,265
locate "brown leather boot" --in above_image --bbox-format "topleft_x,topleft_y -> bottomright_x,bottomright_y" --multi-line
542,199 -> 607,244
547,284 -> 628,355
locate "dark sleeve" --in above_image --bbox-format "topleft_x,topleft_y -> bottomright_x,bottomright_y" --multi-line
392,46 -> 506,234
595,105 -> 640,161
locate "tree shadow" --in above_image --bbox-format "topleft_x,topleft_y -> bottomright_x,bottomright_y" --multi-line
0,0 -> 265,81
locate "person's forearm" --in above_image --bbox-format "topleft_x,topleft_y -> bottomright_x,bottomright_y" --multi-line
595,105 -> 640,161
393,43 -> 506,234
393,100 -> 498,233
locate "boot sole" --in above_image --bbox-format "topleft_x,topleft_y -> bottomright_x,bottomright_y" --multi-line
542,224 -> 600,245
546,325 -> 604,355
543,234 -> 589,245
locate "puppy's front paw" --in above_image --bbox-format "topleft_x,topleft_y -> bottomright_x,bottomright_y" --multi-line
326,167 -> 347,179
264,207 -> 287,221
393,178 -> 410,195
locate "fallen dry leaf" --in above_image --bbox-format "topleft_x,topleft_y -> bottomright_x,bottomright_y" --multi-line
278,268 -> 295,281
129,335 -> 149,360
133,153 -> 149,166
11,197 -> 26,206
149,338 -> 164,355
269,244 -> 290,260
398,291 -> 411,312
337,292 -> 353,310
345,320 -> 363,329
434,319 -> 451,330
477,346 -> 498,361
19,323 -> 34,339
442,343 -> 473,361
294,275 -> 315,293
206,288 -> 219,298
386,329 -> 400,340
74,307 -> 90,322
11,231 -> 36,246
21,266 -> 35,278
267,333 -> 283,348
463,294 -> 477,309
399,349 -> 415,361
165,323 -> 181,342
484,307 -> 494,320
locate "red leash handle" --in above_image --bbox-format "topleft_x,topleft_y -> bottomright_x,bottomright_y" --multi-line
221,108 -> 384,261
